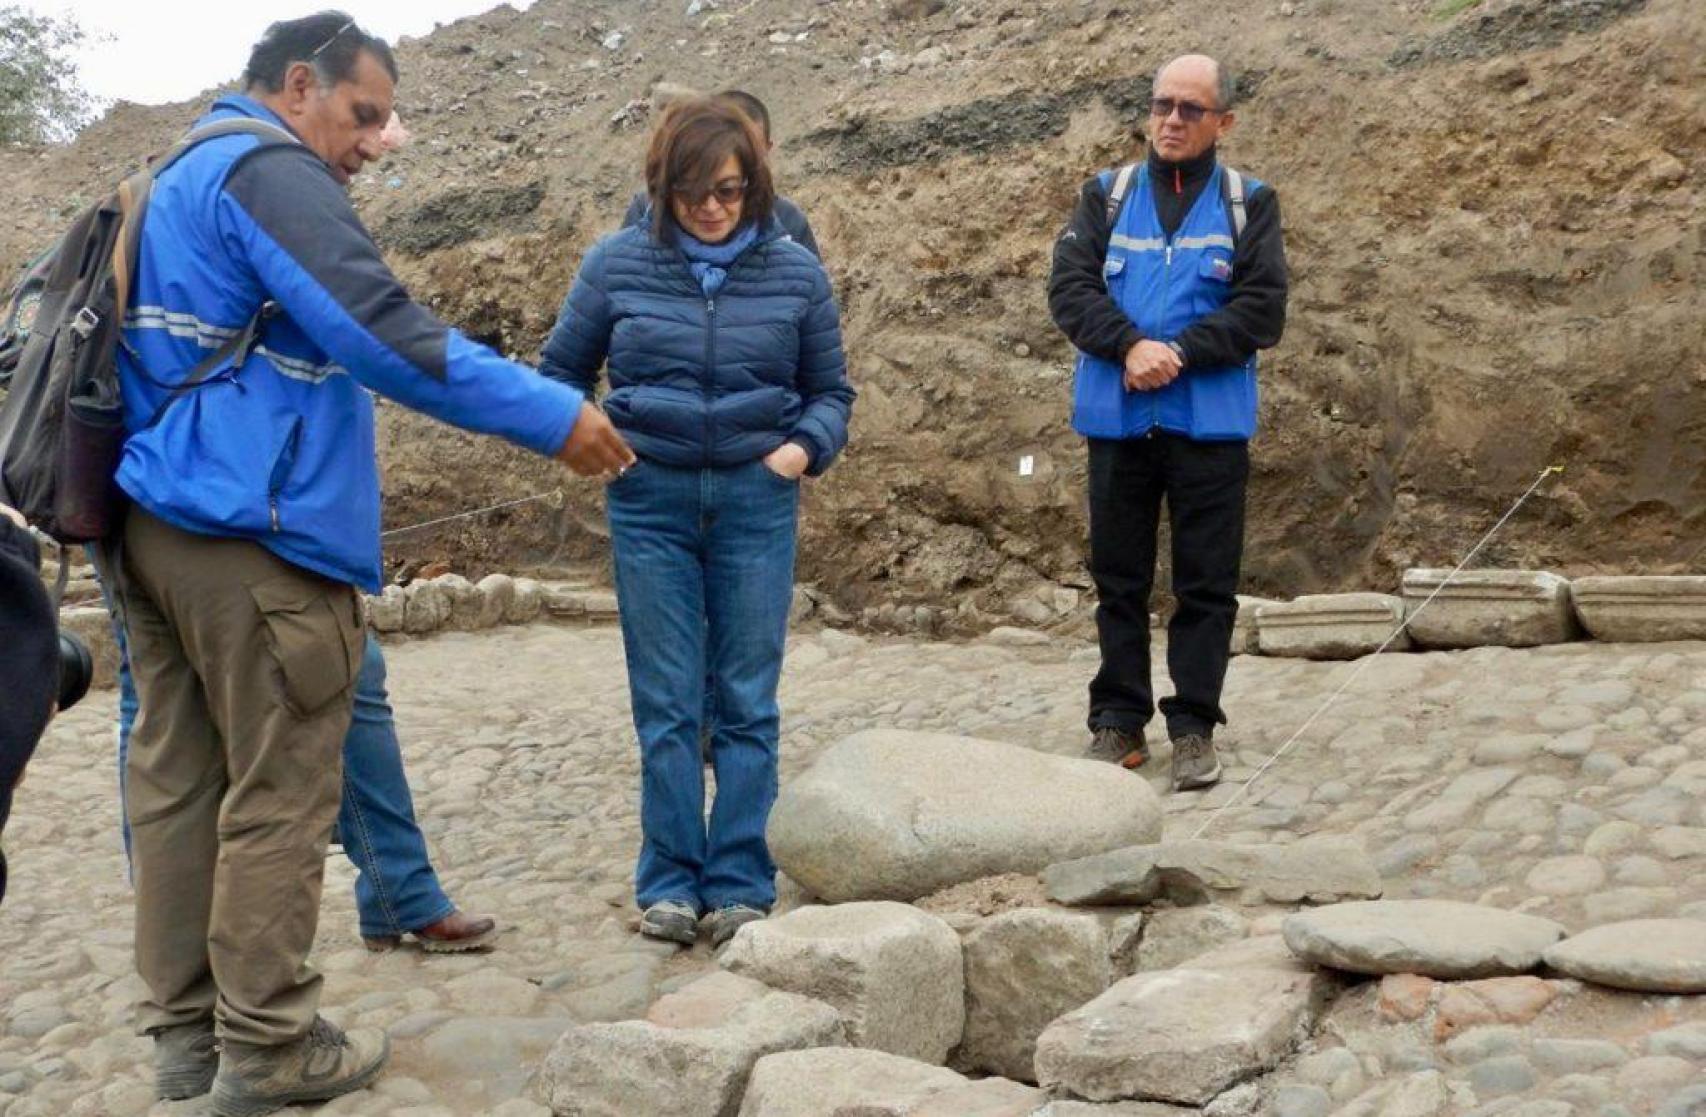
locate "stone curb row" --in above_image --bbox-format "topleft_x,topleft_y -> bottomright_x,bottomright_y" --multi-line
1235,569 -> 1706,660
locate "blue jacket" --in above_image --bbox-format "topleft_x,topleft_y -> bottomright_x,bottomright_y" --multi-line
539,222 -> 853,475
1070,163 -> 1264,441
115,95 -> 583,592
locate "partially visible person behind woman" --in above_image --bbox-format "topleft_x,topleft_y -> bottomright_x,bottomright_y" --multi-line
540,96 -> 854,948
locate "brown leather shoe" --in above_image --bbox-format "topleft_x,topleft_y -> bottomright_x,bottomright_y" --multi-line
363,910 -> 498,954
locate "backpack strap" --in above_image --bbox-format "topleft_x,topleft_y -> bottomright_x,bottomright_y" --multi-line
1222,166 -> 1248,241
113,118 -> 299,333
1103,162 -> 1139,228
109,118 -> 297,426
143,301 -> 278,429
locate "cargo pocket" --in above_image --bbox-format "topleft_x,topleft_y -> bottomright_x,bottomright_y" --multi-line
250,575 -> 361,718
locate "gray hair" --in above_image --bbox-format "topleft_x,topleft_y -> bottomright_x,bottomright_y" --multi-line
1153,57 -> 1237,112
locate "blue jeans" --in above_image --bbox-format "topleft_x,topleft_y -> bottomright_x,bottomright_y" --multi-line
111,614 -> 454,937
607,459 -> 799,913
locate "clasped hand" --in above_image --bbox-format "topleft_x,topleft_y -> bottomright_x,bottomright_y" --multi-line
1123,340 -> 1181,392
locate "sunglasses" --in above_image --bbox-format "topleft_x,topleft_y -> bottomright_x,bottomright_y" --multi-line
307,18 -> 357,61
1149,97 -> 1221,124
674,178 -> 748,207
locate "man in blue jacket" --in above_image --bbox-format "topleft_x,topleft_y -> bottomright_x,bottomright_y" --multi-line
108,12 -> 632,1114
1048,54 -> 1288,793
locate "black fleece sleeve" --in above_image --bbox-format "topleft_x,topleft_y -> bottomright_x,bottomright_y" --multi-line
1047,176 -> 1144,363
1173,186 -> 1288,368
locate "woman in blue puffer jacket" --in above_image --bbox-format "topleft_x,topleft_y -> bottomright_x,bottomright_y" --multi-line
540,96 -> 854,949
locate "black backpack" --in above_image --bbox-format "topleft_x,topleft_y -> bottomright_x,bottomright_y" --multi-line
0,117 -> 293,544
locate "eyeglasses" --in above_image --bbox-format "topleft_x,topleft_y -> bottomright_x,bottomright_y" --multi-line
674,178 -> 748,207
307,18 -> 357,61
1149,97 -> 1221,123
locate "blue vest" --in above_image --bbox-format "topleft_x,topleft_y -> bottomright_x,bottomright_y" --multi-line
1070,163 -> 1262,442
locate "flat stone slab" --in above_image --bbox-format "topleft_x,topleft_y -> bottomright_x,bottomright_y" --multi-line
1044,836 -> 1382,907
1255,594 -> 1409,659
1034,966 -> 1333,1105
720,901 -> 964,1064
767,729 -> 1162,902
1402,568 -> 1577,648
737,1047 -> 967,1117
1543,919 -> 1706,993
1283,900 -> 1567,979
1571,576 -> 1706,642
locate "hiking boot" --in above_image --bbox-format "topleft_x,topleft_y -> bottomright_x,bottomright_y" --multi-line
638,900 -> 700,945
363,909 -> 498,954
704,904 -> 768,949
1085,725 -> 1148,769
153,1019 -> 218,1100
1171,733 -> 1222,791
210,1016 -> 388,1117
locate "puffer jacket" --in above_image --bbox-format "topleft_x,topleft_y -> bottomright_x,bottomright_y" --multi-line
539,221 -> 853,475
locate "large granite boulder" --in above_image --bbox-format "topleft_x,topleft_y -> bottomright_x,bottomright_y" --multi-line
767,729 -> 1162,902
720,902 -> 964,1064
1283,900 -> 1567,979
535,976 -> 845,1117
1255,594 -> 1408,659
1402,569 -> 1577,648
1571,576 -> 1706,643
956,908 -> 1113,1082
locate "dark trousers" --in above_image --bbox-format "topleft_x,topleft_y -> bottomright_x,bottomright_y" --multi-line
1087,433 -> 1249,740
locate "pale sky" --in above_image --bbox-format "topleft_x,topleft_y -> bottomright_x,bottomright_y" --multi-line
29,1 -> 539,107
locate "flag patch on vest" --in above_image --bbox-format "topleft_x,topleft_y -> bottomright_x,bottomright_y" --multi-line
1208,256 -> 1233,281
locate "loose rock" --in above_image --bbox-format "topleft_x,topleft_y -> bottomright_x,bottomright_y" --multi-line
719,901 -> 964,1063
767,729 -> 1162,902
1034,966 -> 1334,1105
1542,919 -> 1706,993
955,908 -> 1111,1082
1282,900 -> 1566,979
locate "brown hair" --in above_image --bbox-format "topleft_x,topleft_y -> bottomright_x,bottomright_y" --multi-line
645,96 -> 775,240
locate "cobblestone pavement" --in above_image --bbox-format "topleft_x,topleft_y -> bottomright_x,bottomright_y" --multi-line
3,624 -> 1704,1115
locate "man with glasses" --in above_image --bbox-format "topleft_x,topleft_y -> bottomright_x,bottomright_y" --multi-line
105,10 -> 631,1115
1048,53 -> 1288,792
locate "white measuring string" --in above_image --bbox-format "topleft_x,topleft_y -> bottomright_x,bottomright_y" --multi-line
1190,465 -> 1563,840
379,489 -> 564,541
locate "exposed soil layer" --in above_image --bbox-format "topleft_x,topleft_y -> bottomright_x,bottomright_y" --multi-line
1,0 -> 1701,625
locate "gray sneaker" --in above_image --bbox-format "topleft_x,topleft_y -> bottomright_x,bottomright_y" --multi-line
639,900 -> 700,945
153,1019 -> 218,1100
704,904 -> 768,948
210,1016 -> 388,1117
1086,725 -> 1148,769
1171,734 -> 1222,791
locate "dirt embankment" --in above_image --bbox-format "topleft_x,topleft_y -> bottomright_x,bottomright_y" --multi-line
2,0 -> 1701,629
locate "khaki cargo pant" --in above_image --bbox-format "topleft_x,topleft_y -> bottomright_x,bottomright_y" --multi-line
118,509 -> 362,1046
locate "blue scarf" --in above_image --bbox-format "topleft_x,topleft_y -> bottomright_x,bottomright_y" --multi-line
674,222 -> 759,297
